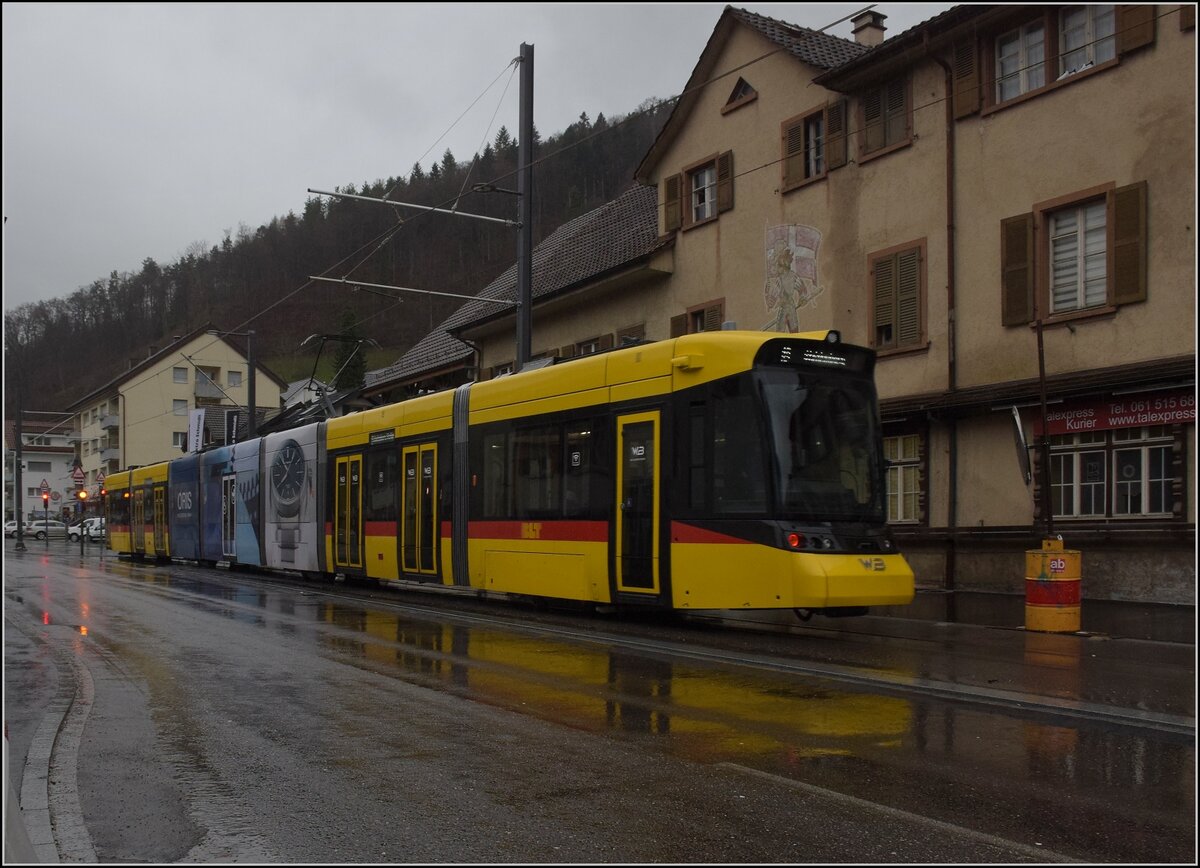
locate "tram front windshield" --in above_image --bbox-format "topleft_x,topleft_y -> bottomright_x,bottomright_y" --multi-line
756,367 -> 884,521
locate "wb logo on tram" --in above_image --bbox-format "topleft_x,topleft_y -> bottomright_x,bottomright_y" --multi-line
859,557 -> 886,571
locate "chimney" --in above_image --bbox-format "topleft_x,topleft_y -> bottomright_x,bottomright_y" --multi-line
851,10 -> 887,47
147,345 -> 159,357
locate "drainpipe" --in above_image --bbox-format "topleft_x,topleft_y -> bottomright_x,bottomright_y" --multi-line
931,42 -> 959,613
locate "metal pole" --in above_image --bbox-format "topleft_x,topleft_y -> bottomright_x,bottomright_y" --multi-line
13,394 -> 26,552
1036,319 -> 1054,538
247,330 -> 257,439
515,42 -> 534,370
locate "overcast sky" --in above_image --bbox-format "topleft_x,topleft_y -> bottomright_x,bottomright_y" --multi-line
2,2 -> 953,311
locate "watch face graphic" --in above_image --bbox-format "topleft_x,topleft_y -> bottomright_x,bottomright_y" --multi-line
270,439 -> 307,518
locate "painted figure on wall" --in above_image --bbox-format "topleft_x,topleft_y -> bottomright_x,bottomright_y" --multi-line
762,224 -> 825,332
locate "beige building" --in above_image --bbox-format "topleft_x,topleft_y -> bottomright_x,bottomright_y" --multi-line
367,5 -> 1196,604
67,324 -> 286,483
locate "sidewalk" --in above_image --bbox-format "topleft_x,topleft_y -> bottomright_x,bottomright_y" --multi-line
879,587 -> 1196,645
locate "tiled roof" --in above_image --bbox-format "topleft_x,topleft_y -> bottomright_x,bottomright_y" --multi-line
727,7 -> 869,69
366,184 -> 664,388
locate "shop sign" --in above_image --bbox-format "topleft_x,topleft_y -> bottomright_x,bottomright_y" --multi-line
1031,389 -> 1195,436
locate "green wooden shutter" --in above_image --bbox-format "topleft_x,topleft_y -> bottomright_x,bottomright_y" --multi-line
863,87 -> 885,154
952,39 -> 980,118
826,99 -> 848,170
873,254 -> 897,348
1001,213 -> 1035,326
896,248 -> 922,346
1111,181 -> 1148,306
1117,5 -> 1156,54
717,152 -> 734,213
782,119 -> 804,189
703,302 -> 724,331
885,79 -> 908,144
663,175 -> 682,232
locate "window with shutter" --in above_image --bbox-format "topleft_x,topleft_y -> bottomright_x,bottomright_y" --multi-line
679,153 -> 732,229
1024,181 -> 1147,322
870,241 -> 926,352
1001,213 -> 1034,326
782,107 -> 831,192
859,78 -> 911,159
677,299 -> 726,335
982,6 -> 1155,114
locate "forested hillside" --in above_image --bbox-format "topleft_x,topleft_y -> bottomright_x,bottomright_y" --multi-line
4,99 -> 672,414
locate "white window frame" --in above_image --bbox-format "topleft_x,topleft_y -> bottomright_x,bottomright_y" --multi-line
1112,427 -> 1173,517
173,366 -> 188,384
995,20 -> 1045,101
1049,199 -> 1107,313
884,434 -> 921,523
173,399 -> 188,416
228,370 -> 243,387
172,431 -> 187,448
804,113 -> 825,179
690,164 -> 717,223
1050,427 -> 1175,519
1058,5 -> 1115,77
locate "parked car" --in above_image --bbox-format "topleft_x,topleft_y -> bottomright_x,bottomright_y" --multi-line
26,520 -> 68,540
4,520 -> 20,538
69,517 -> 105,542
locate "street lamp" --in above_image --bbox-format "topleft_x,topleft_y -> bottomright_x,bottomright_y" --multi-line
208,329 -> 256,439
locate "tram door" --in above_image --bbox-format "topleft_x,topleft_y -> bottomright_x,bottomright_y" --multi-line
153,485 -> 167,556
401,443 -> 438,576
615,412 -> 660,595
334,455 -> 363,570
221,474 -> 236,559
132,488 -> 146,555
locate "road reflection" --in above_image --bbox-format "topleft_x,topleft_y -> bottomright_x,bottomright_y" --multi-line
110,561 -> 1193,859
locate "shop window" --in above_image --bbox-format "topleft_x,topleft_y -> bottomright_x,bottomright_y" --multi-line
1042,426 -> 1181,519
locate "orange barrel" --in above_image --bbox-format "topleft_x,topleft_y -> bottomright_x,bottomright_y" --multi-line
1025,538 -> 1081,633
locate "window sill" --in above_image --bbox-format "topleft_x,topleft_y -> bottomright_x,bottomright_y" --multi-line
875,340 -> 930,359
858,136 -> 912,166
1029,305 -> 1117,329
681,214 -> 719,233
781,172 -> 827,196
721,93 -> 757,115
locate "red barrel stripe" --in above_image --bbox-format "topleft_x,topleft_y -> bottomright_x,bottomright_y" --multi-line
1025,578 -> 1081,606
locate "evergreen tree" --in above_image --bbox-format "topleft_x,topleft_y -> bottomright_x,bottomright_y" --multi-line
332,309 -> 367,391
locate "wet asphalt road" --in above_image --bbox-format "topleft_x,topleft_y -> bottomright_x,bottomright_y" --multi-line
3,542 -> 1195,863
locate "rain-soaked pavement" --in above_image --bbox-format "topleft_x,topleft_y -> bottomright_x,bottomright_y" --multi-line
3,539 -> 1195,863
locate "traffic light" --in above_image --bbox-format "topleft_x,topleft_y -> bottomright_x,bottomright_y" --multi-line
41,492 -> 49,507
78,489 -> 89,502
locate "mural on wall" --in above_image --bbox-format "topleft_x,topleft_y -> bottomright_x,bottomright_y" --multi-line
762,223 -> 825,332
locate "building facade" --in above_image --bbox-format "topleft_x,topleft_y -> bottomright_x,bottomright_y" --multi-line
367,5 -> 1196,604
67,324 -> 286,484
4,413 -> 78,522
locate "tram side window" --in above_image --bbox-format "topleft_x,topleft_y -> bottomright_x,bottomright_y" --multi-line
365,450 -> 398,522
110,493 -> 131,527
482,432 -> 511,518
687,402 -> 707,510
564,424 -> 594,517
513,425 -> 561,518
711,377 -> 768,514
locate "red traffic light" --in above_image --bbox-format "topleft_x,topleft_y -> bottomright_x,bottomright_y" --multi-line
100,488 -> 107,497
41,492 -> 49,503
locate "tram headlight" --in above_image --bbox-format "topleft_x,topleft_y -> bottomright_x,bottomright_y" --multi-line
825,330 -> 841,344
